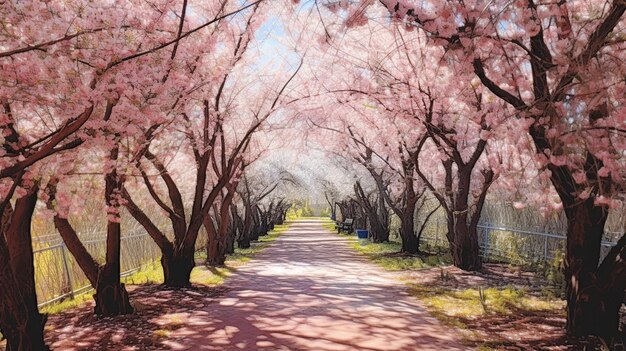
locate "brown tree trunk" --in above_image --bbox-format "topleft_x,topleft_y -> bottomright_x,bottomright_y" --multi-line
93,266 -> 133,316
51,209 -> 133,316
238,200 -> 253,249
226,205 -> 240,255
449,218 -> 481,271
399,212 -> 418,254
162,250 -> 195,288
1,310 -> 48,351
237,235 -> 251,249
250,207 -> 261,241
593,233 -> 626,344
563,198 -> 608,336
90,150 -> 134,316
446,167 -> 486,272
205,216 -> 226,266
527,118 -> 622,338
1,186 -> 50,351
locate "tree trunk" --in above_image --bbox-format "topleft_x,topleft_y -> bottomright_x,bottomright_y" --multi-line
206,240 -> 227,266
449,218 -> 481,271
592,233 -> 626,344
205,225 -> 226,266
93,266 -> 133,316
239,200 -> 253,249
162,251 -> 195,288
563,198 -> 609,337
393,191 -> 419,251
447,168 -> 484,272
1,186 -> 50,351
2,309 -> 49,351
204,214 -> 228,267
91,154 -> 134,315
238,234 -> 251,249
398,212 -> 418,254
225,229 -> 236,254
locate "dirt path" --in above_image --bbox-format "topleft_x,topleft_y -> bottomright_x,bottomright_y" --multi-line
163,219 -> 464,351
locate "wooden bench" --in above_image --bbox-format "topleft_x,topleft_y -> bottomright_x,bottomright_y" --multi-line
336,218 -> 354,233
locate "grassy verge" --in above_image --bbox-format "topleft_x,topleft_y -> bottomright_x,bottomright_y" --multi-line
410,283 -> 565,350
409,284 -> 561,325
320,219 -> 336,232
41,223 -> 290,314
40,293 -> 93,315
347,236 -> 451,271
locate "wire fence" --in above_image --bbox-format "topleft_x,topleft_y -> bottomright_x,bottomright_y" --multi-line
36,204 -> 622,307
417,220 -> 618,265
407,200 -> 624,266
33,227 -> 207,308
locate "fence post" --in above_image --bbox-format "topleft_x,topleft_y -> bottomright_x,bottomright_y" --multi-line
435,219 -> 440,250
60,243 -> 74,300
544,236 -> 548,261
483,227 -> 489,259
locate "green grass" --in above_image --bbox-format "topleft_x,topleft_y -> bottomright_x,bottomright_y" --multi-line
408,283 -> 565,348
321,221 -> 336,232
40,293 -> 93,315
347,237 -> 450,271
123,261 -> 164,285
409,285 -> 560,319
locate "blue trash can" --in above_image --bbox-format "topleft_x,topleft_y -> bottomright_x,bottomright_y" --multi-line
356,229 -> 368,239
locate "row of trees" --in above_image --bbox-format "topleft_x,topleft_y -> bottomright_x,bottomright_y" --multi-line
1,0 -> 624,348
0,0 -> 301,349
297,0 -> 625,343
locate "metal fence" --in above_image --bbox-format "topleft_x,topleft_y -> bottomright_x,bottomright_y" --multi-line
33,227 -> 208,307
418,219 -> 618,265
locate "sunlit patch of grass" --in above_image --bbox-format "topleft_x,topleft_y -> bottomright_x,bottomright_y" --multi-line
408,284 -> 566,348
349,238 -> 401,255
321,222 -> 336,232
161,313 -> 187,327
40,293 -> 93,315
189,265 -> 231,286
148,329 -> 170,347
347,238 -> 449,271
409,284 -> 564,320
153,329 -> 170,338
122,261 -> 164,285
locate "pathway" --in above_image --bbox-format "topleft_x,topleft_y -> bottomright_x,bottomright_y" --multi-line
165,219 -> 464,351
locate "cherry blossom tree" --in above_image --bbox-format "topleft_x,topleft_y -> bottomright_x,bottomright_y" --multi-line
0,0 -> 187,346
0,0 -> 274,347
120,1 -> 303,286
348,0 -> 626,339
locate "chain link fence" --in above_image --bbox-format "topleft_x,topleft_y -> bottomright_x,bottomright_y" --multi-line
418,220 -> 618,264
33,225 -> 207,307
415,200 -> 623,265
